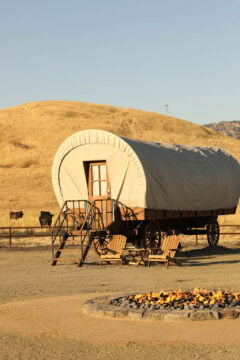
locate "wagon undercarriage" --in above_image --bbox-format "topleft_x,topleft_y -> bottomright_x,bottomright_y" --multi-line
51,199 -> 224,266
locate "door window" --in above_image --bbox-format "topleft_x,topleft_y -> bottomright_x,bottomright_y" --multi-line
90,163 -> 108,197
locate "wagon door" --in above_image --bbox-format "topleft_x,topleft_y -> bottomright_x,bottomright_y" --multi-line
87,161 -> 112,227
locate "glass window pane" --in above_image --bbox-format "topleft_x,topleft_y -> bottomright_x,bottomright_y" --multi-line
101,181 -> 107,196
100,165 -> 106,180
92,165 -> 99,180
92,181 -> 100,196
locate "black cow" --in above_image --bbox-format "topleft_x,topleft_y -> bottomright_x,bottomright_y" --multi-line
9,211 -> 24,220
39,211 -> 54,227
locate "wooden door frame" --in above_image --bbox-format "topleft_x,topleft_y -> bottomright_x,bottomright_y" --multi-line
84,161 -> 111,202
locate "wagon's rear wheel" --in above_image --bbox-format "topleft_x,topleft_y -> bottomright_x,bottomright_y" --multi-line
144,221 -> 161,249
207,220 -> 219,247
93,235 -> 109,256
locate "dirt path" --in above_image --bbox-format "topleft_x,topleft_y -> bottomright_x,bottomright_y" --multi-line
0,240 -> 240,359
1,293 -> 240,346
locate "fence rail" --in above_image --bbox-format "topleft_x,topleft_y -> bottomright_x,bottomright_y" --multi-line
0,226 -> 70,247
0,225 -> 240,247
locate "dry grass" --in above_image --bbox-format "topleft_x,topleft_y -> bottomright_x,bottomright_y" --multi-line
1,100 -> 240,224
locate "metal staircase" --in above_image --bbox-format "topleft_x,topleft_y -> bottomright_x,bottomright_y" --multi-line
51,200 -> 105,266
51,198 -> 137,267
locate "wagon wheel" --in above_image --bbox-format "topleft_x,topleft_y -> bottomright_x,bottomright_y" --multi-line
124,207 -> 137,221
144,221 -> 161,249
207,220 -> 219,247
93,235 -> 109,256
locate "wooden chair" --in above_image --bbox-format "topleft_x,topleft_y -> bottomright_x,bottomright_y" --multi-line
148,235 -> 182,268
100,234 -> 127,266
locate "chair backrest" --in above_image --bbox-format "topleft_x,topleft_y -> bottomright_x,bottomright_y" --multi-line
108,235 -> 127,255
161,235 -> 179,257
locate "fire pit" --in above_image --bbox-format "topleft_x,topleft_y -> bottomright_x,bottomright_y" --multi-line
83,289 -> 240,321
122,288 -> 240,311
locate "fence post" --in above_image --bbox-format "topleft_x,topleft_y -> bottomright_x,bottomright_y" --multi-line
195,234 -> 198,245
9,227 -> 12,247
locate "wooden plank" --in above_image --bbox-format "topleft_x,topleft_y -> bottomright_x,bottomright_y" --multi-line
9,228 -> 12,247
57,249 -> 81,252
53,257 -> 79,262
145,207 -> 237,220
70,230 -> 88,236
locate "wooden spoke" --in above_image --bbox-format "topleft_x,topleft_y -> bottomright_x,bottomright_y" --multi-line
144,221 -> 162,249
123,207 -> 137,221
207,220 -> 220,247
93,236 -> 109,256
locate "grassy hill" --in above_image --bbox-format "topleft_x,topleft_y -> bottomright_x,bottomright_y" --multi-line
1,100 -> 240,226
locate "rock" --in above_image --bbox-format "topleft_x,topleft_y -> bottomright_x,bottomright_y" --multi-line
211,310 -> 222,320
221,309 -> 240,319
143,311 -> 165,321
132,303 -> 138,309
163,312 -> 189,322
120,302 -> 127,307
114,309 -> 129,318
128,311 -> 143,320
103,310 -> 116,318
190,311 -> 216,321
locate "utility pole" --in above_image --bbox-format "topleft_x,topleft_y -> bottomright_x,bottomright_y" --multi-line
164,104 -> 168,115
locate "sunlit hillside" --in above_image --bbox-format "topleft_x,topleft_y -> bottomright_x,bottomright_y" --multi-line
1,100 -> 240,225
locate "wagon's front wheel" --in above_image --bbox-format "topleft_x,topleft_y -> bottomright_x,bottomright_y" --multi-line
207,220 -> 219,247
144,221 -> 161,249
93,235 -> 109,256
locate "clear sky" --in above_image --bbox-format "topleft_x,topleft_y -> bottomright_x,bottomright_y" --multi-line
1,0 -> 239,124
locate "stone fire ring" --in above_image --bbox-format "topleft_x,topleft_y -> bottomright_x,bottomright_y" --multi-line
83,295 -> 240,321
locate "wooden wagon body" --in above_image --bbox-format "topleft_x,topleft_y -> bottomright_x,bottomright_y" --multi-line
51,129 -> 240,255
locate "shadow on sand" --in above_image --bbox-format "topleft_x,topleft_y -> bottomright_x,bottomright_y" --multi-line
179,245 -> 240,267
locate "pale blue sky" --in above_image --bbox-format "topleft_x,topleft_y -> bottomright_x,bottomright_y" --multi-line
1,0 -> 239,124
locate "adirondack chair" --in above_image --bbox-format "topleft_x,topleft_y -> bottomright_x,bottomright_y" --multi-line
100,234 -> 127,266
148,235 -> 182,268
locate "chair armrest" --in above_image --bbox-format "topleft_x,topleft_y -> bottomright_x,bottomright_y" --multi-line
148,248 -> 163,254
165,248 -> 178,256
100,248 -> 118,254
100,247 -> 108,251
99,248 -> 107,255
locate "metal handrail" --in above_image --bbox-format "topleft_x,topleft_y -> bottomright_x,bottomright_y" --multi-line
51,200 -> 91,253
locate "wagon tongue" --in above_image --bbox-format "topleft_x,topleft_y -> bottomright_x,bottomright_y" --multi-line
129,289 -> 240,308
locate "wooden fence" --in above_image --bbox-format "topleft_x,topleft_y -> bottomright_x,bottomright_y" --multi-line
0,226 -> 54,247
0,225 -> 240,247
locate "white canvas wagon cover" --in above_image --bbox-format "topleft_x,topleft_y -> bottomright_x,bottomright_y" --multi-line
52,129 -> 240,211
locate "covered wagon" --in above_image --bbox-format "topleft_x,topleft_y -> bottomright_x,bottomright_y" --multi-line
51,129 -> 240,263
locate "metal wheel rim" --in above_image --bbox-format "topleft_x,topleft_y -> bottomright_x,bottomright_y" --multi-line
93,237 -> 109,256
144,222 -> 161,249
207,221 -> 219,247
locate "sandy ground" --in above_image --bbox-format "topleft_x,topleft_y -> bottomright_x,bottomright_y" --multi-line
1,238 -> 240,359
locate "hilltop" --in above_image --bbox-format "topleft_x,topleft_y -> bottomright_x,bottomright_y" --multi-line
205,120 -> 240,139
1,100 -> 240,223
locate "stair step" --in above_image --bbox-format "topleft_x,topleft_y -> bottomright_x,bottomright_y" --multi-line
64,239 -> 89,244
53,257 -> 80,262
70,230 -> 88,236
58,248 -> 82,252
51,201 -> 100,266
